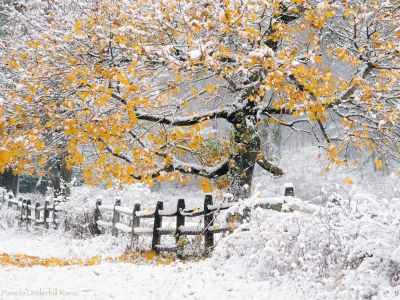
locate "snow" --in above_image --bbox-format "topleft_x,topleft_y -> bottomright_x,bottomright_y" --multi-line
257,196 -> 285,205
188,50 -> 202,60
159,209 -> 177,216
223,193 -> 233,198
97,220 -> 112,227
115,222 -> 132,233
316,2 -> 329,11
98,205 -> 114,212
133,228 -> 153,235
115,206 -> 134,216
136,210 -> 155,217
248,46 -> 274,58
179,225 -> 203,233
1,220 -> 399,300
180,208 -> 204,216
207,202 -> 235,210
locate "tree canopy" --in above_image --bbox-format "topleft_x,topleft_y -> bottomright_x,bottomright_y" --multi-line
0,0 -> 399,197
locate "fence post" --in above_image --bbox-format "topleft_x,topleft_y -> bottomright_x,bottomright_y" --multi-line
7,195 -> 12,208
175,199 -> 185,243
204,195 -> 214,252
20,199 -> 26,227
17,196 -> 23,213
112,198 -> 121,237
34,202 -> 40,225
26,199 -> 31,228
131,202 -> 141,239
152,201 -> 163,253
53,202 -> 58,229
44,200 -> 49,229
94,198 -> 102,235
284,184 -> 294,197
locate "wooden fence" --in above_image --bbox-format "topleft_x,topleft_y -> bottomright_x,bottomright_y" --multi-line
1,185 -> 301,254
4,197 -> 61,230
95,195 -> 243,254
95,185 -> 297,254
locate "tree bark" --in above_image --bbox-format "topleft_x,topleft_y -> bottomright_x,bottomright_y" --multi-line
228,112 -> 261,199
48,161 -> 72,200
230,142 -> 259,199
228,112 -> 283,199
1,168 -> 18,197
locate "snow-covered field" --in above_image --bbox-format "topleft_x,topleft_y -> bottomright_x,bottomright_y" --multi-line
0,229 -> 293,300
1,196 -> 400,300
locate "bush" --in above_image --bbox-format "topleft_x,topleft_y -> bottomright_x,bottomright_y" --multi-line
212,186 -> 400,299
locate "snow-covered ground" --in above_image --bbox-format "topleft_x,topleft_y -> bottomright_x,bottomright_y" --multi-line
1,200 -> 400,300
0,229 -> 292,300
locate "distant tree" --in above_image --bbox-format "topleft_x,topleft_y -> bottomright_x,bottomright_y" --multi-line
0,0 -> 399,198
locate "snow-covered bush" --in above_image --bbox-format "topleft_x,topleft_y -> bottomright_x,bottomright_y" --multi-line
0,188 -> 21,229
56,183 -> 151,239
212,188 -> 400,299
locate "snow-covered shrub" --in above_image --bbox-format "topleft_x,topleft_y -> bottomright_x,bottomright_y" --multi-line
212,189 -> 400,299
0,204 -> 19,230
56,183 -> 151,239
0,189 -> 21,229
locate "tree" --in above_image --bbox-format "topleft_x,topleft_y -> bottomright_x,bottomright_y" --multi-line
0,0 -> 399,198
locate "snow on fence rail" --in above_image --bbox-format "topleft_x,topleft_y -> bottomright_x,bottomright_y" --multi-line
2,197 -> 61,230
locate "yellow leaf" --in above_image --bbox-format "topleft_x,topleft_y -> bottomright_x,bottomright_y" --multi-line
205,86 -> 215,93
377,160 -> 382,169
345,178 -> 353,184
82,91 -> 90,99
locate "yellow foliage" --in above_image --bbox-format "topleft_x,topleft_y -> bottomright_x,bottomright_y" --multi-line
345,178 -> 353,185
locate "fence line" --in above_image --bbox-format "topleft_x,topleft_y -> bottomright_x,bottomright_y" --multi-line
4,197 -> 62,230
95,194 -> 243,254
1,185 -> 307,255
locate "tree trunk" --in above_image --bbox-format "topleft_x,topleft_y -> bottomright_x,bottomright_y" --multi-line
1,168 -> 19,197
48,161 -> 72,200
229,114 -> 260,200
230,141 -> 259,199
37,178 -> 48,196
227,112 -> 283,200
